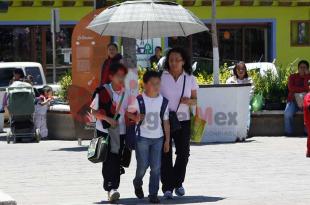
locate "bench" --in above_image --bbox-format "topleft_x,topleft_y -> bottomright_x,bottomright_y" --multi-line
249,110 -> 304,136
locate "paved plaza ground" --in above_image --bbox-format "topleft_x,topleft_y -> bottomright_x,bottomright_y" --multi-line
0,133 -> 310,205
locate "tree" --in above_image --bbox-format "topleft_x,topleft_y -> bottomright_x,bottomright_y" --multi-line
211,0 -> 220,84
122,37 -> 137,69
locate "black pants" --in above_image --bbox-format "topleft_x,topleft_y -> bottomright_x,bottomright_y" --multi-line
97,130 -> 125,192
161,120 -> 191,192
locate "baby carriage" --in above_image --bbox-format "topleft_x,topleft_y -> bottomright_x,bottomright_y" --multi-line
6,82 -> 40,143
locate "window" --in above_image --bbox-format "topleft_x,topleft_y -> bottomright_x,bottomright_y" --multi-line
0,67 -> 22,87
291,20 -> 310,46
25,67 -> 43,85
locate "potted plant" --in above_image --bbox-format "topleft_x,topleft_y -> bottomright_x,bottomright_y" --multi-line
253,64 -> 296,110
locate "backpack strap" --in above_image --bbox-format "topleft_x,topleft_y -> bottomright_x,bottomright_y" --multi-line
136,94 -> 145,137
160,97 -> 169,122
103,84 -> 113,99
136,94 -> 145,115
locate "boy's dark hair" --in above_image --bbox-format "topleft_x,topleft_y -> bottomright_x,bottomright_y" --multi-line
109,63 -> 128,76
298,60 -> 309,69
155,46 -> 162,51
42,85 -> 53,93
143,70 -> 161,83
108,42 -> 118,50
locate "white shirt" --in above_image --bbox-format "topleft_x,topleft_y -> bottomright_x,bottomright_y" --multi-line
226,76 -> 254,98
90,85 -> 128,135
161,71 -> 199,121
129,93 -> 169,139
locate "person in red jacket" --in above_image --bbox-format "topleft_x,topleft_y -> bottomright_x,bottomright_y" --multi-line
303,79 -> 310,158
100,43 -> 123,84
284,60 -> 310,136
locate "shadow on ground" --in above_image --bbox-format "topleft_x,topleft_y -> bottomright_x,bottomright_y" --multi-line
191,139 -> 256,146
51,146 -> 88,152
94,195 -> 225,204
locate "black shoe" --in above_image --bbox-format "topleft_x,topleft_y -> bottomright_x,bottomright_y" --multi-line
134,187 -> 144,199
149,195 -> 160,204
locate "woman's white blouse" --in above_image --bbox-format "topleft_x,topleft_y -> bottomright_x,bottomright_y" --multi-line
160,70 -> 199,121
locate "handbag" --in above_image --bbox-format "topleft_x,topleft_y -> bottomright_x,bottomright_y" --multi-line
169,75 -> 186,133
190,107 -> 207,143
120,146 -> 132,168
87,90 -> 125,163
251,93 -> 264,112
87,131 -> 109,163
294,92 -> 306,109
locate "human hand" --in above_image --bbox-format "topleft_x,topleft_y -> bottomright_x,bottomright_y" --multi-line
163,140 -> 170,153
134,114 -> 145,123
181,97 -> 191,105
107,117 -> 118,127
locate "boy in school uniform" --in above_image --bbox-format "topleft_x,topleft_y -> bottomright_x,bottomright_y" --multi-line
127,70 -> 170,203
90,63 -> 129,202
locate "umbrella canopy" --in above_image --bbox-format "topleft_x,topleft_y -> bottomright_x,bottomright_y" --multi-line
87,0 -> 208,39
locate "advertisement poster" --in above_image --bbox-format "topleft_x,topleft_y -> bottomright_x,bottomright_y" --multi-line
136,38 -> 161,68
197,85 -> 251,143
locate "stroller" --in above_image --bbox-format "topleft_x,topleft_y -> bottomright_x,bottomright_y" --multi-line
6,82 -> 40,143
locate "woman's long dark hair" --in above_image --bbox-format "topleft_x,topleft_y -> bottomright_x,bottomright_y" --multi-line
233,62 -> 248,79
164,47 -> 192,75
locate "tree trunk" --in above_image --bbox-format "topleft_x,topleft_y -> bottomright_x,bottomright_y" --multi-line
122,37 -> 138,100
122,37 -> 137,69
211,0 -> 220,84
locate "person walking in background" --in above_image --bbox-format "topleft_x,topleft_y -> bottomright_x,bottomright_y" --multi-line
90,63 -> 129,203
160,47 -> 199,199
284,60 -> 310,136
34,85 -> 53,140
149,46 -> 162,69
303,79 -> 310,158
127,71 -> 170,204
100,43 -> 123,84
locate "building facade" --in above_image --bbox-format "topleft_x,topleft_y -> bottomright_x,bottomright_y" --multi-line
185,0 -> 310,67
0,0 -> 309,71
0,0 -> 94,72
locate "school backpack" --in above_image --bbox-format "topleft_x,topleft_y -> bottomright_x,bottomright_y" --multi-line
125,94 -> 168,150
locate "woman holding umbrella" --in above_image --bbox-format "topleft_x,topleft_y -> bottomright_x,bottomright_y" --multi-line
160,47 -> 199,199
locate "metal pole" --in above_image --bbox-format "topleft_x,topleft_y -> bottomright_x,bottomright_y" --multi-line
51,9 -> 57,84
211,0 -> 220,84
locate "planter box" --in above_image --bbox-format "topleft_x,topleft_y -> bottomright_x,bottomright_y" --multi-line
249,110 -> 304,136
47,104 -> 94,140
47,105 -> 75,140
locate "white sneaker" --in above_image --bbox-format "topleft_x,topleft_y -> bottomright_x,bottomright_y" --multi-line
108,189 -> 120,202
163,191 -> 173,199
175,187 -> 185,196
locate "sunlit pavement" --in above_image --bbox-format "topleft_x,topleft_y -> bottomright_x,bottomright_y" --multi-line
1,130 -> 310,205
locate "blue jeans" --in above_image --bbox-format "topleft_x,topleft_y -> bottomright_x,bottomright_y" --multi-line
284,101 -> 301,135
133,136 -> 163,196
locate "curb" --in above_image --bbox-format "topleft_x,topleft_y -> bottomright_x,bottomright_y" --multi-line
0,191 -> 16,205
